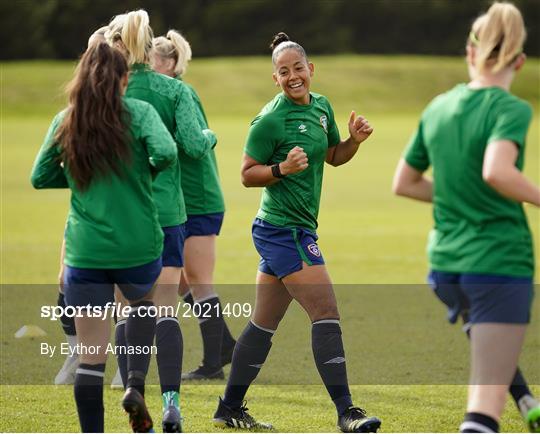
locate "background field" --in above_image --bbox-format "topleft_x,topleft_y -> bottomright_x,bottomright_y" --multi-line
1,56 -> 539,432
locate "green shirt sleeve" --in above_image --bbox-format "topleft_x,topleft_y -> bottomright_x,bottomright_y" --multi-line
186,84 -> 209,129
244,114 -> 280,164
139,103 -> 178,171
30,112 -> 68,189
488,99 -> 532,150
174,83 -> 217,160
326,101 -> 340,147
404,119 -> 430,171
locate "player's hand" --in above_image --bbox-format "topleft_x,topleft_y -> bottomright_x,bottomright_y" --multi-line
348,111 -> 373,145
280,146 -> 308,175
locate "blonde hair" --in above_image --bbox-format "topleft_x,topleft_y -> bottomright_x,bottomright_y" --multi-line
152,30 -> 192,76
105,10 -> 153,65
469,2 -> 526,73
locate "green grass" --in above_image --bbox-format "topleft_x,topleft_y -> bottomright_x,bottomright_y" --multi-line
1,56 -> 539,432
1,385 -> 538,432
0,385 -> 464,432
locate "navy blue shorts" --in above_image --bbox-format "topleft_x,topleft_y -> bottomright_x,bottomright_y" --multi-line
162,224 -> 186,267
63,257 -> 162,307
185,212 -> 224,238
427,270 -> 533,324
252,218 -> 325,279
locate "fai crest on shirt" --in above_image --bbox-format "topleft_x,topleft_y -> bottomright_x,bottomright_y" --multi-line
307,243 -> 321,257
320,115 -> 328,133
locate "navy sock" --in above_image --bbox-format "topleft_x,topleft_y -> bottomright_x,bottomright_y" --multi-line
126,301 -> 156,397
197,297 -> 224,369
219,301 -> 236,349
183,291 -> 194,306
156,316 -> 182,394
114,319 -> 127,389
312,320 -> 352,415
510,368 -> 532,408
460,412 -> 499,433
74,363 -> 105,433
185,292 -> 235,353
58,292 -> 76,336
222,321 -> 273,408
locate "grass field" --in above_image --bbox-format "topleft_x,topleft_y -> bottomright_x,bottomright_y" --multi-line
1,56 -> 539,432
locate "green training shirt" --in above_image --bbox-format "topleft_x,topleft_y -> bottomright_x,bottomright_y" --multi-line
244,92 -> 340,232
404,84 -> 534,277
30,97 -> 177,269
126,64 -> 217,226
177,80 -> 225,215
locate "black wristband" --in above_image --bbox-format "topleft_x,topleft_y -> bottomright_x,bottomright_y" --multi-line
271,163 -> 286,178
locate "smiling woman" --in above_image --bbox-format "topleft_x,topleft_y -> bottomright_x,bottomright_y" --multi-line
212,32 -> 381,433
270,33 -> 314,105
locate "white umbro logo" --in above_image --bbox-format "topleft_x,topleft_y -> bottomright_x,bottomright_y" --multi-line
324,357 -> 345,364
298,124 -> 307,133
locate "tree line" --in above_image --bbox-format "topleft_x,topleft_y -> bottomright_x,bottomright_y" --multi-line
2,0 -> 538,59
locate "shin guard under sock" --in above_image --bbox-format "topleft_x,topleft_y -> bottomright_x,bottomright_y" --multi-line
74,363 -> 105,432
222,321 -> 273,408
197,296 -> 224,369
125,301 -> 156,396
312,320 -> 352,415
156,316 -> 182,394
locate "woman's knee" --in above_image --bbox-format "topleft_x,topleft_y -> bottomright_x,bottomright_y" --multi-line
253,308 -> 287,330
308,304 -> 340,322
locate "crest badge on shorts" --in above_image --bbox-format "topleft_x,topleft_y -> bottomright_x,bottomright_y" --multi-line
307,243 -> 321,257
320,115 -> 328,134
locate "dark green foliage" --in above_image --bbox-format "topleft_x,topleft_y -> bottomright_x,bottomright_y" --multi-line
1,0 -> 538,59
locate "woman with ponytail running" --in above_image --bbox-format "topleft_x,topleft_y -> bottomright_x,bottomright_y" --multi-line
393,3 -> 540,432
31,42 -> 177,433
151,29 -> 237,382
105,10 -> 217,432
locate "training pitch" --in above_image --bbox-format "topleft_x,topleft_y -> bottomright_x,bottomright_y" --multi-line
1,55 -> 539,432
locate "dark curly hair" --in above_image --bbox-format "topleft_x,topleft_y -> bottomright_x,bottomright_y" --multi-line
270,32 -> 307,65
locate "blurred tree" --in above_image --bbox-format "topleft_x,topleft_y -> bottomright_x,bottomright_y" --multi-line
0,0 -> 56,58
0,0 -> 538,59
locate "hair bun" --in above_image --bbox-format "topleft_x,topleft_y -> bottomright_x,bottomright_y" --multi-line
270,32 -> 290,51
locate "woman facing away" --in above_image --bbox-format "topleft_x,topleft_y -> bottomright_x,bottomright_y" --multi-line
212,32 -> 381,433
53,25 -> 113,387
393,2 -> 540,433
151,30 -> 237,381
31,42 -> 178,432
104,9 -> 217,433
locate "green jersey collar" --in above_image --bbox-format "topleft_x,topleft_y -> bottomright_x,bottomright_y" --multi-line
281,92 -> 314,109
131,63 -> 151,72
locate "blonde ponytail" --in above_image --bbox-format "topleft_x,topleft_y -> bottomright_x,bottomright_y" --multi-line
122,10 -> 153,64
167,30 -> 192,76
105,10 -> 153,65
104,14 -> 126,46
470,2 -> 526,73
152,30 -> 192,77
